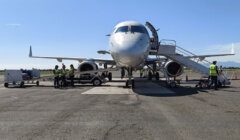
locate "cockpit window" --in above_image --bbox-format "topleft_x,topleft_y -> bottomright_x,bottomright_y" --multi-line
130,26 -> 147,34
115,26 -> 129,33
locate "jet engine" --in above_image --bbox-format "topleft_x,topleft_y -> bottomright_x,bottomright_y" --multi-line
77,61 -> 112,81
164,61 -> 183,77
78,61 -> 98,72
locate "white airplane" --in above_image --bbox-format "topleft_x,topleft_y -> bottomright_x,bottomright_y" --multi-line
29,21 -> 234,88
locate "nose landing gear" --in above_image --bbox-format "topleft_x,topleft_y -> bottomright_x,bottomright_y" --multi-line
125,67 -> 135,88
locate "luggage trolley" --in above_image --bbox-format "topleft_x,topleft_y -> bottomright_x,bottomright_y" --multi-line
4,69 -> 41,88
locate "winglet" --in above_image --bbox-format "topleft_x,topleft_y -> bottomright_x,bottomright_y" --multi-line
231,43 -> 235,54
29,46 -> 33,57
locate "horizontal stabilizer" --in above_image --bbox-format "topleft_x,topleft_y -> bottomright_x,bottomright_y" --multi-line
97,50 -> 110,54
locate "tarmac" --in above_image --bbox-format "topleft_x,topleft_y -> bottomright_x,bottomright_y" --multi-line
0,78 -> 239,140
0,76 -> 3,85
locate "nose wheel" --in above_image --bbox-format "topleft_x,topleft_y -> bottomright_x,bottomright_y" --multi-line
148,71 -> 153,80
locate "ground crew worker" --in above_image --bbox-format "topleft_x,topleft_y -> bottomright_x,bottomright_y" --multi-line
140,69 -> 144,78
53,65 -> 60,88
69,64 -> 75,87
208,61 -> 219,90
121,68 -> 125,79
219,65 -> 223,74
59,64 -> 67,88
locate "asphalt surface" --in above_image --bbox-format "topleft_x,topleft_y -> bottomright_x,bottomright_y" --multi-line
0,79 -> 239,140
0,76 -> 3,85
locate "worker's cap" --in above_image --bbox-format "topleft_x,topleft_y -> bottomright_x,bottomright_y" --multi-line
213,61 -> 217,63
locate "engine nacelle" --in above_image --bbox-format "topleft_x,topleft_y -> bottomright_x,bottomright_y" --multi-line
78,61 -> 98,72
165,61 -> 183,77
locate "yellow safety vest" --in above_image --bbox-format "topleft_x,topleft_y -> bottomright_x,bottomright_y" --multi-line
53,69 -> 60,77
69,68 -> 74,76
209,64 -> 217,76
59,69 -> 67,77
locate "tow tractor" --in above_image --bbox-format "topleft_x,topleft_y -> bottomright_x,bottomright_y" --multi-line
66,73 -> 107,86
65,67 -> 115,86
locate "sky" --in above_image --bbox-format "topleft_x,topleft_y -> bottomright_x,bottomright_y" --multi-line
0,0 -> 239,69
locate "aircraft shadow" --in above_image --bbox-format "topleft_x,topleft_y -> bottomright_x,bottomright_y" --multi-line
132,81 -> 208,97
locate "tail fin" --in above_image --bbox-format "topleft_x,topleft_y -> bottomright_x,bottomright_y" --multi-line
29,46 -> 33,57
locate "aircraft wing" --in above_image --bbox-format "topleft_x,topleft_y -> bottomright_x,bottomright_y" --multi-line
185,53 -> 235,61
29,46 -> 116,64
185,46 -> 235,60
145,57 -> 168,64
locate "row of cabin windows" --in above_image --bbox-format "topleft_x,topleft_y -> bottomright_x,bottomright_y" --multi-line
115,26 -> 148,34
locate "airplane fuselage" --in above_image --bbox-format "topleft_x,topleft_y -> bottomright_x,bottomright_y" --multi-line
109,21 -> 150,68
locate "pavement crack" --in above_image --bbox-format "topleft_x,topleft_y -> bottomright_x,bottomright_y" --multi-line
103,121 -> 120,140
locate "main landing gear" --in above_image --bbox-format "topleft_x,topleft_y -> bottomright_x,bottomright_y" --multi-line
148,70 -> 160,81
108,72 -> 112,81
125,79 -> 135,88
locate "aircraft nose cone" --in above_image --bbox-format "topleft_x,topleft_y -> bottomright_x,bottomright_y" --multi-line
110,32 -> 150,67
114,35 -> 147,55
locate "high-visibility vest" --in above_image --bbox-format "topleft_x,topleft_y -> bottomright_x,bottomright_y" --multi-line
69,68 -> 74,76
59,69 -> 67,77
209,64 -> 217,76
53,69 -> 60,77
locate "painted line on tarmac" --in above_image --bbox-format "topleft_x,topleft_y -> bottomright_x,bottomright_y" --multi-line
81,80 -> 175,95
82,86 -> 134,95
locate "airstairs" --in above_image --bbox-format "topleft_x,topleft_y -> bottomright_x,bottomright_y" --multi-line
159,40 -> 209,76
146,21 -> 230,86
165,54 -> 209,75
155,40 -> 231,86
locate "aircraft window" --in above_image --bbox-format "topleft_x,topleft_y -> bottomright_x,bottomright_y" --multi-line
115,26 -> 129,33
131,26 -> 147,34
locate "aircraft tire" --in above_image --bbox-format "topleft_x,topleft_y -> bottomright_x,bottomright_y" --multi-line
131,79 -> 135,88
36,81 -> 40,86
169,81 -> 177,88
20,81 -> 25,88
108,72 -> 112,81
4,83 -> 8,88
125,80 -> 129,88
93,78 -> 102,86
148,71 -> 153,80
155,72 -> 160,81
